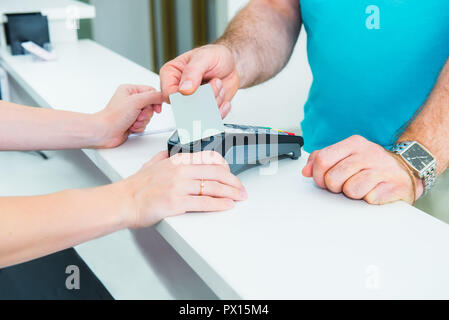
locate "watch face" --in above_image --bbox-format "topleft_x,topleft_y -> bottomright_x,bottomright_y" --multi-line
402,143 -> 434,171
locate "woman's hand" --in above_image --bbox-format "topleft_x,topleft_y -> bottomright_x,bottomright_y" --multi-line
119,151 -> 247,228
94,84 -> 164,149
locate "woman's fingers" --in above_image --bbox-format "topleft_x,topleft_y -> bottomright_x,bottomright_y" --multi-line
170,151 -> 229,167
170,152 -> 242,191
138,106 -> 154,121
133,85 -> 156,94
186,164 -> 243,190
149,151 -> 169,163
184,196 -> 235,212
186,180 -> 247,201
154,104 -> 162,114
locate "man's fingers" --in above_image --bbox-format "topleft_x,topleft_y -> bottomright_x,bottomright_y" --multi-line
342,169 -> 382,200
160,57 -> 187,101
220,102 -> 232,119
324,155 -> 367,193
364,182 -> 400,205
210,78 -> 223,95
179,52 -> 215,95
186,180 -> 246,201
311,136 -> 366,188
184,196 -> 235,212
302,151 -> 317,177
210,78 -> 226,108
214,83 -> 226,108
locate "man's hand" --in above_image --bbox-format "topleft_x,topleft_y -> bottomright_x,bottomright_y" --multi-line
302,135 -> 424,205
160,44 -> 240,118
94,84 -> 164,148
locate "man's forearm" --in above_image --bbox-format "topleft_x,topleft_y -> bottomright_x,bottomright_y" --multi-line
216,0 -> 301,88
0,101 -> 104,150
399,58 -> 449,175
0,182 -> 131,268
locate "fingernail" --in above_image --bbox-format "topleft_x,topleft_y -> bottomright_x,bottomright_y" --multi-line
180,80 -> 193,91
227,199 -> 235,208
223,102 -> 231,113
241,189 -> 247,199
219,88 -> 225,98
215,79 -> 223,91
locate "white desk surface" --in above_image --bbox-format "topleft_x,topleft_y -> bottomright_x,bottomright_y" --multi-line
2,40 -> 449,299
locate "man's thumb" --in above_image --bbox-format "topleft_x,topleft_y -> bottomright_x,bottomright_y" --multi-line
179,54 -> 213,95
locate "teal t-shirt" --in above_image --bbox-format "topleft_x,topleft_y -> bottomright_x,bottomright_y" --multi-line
300,0 -> 449,152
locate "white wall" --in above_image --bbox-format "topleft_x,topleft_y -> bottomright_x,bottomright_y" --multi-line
224,0 -> 312,134
90,0 -> 153,69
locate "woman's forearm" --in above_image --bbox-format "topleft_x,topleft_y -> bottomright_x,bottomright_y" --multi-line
0,182 -> 131,268
0,101 -> 104,150
0,150 -> 246,268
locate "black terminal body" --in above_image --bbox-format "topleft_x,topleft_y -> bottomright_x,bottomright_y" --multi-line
168,124 -> 304,175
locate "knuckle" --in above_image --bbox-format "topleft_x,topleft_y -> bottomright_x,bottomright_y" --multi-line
171,162 -> 185,175
183,64 -> 199,75
343,182 -> 361,199
160,63 -> 168,73
324,172 -> 339,193
166,192 -> 178,207
160,61 -> 174,74
314,151 -> 328,169
349,135 -> 366,144
120,83 -> 132,90
178,153 -> 193,165
211,151 -> 225,162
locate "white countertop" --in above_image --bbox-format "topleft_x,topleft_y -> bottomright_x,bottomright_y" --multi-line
3,40 -> 449,299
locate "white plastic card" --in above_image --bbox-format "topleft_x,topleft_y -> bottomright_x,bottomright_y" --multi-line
170,84 -> 225,145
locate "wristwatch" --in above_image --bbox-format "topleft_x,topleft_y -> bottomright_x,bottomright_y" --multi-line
391,141 -> 437,194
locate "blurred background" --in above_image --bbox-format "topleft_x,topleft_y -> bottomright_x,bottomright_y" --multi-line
77,0 -> 229,72
74,0 -> 311,132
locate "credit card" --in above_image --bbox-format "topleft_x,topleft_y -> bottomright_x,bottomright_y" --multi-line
170,84 -> 225,144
